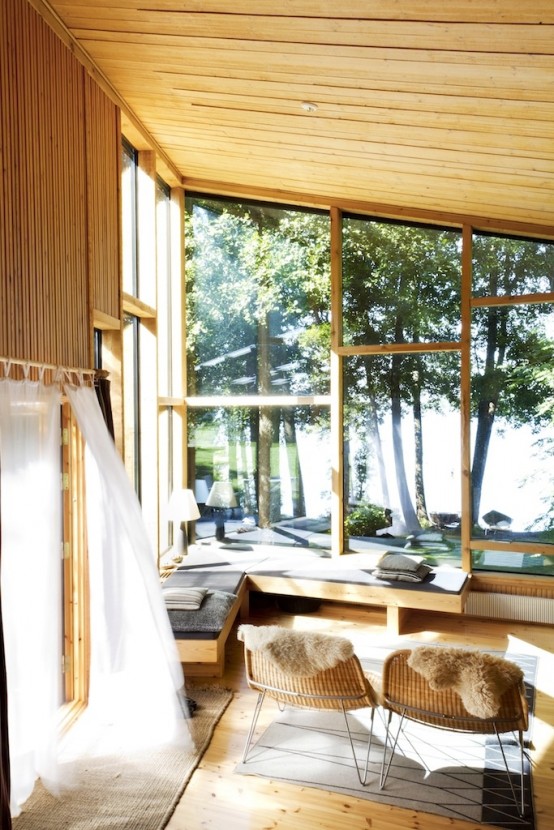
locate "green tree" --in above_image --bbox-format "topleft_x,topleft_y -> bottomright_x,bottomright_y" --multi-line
185,198 -> 330,528
470,236 -> 554,524
187,201 -> 554,545
342,218 -> 461,532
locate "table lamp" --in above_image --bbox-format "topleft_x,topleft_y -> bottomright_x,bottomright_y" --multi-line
205,481 -> 237,543
168,488 -> 200,561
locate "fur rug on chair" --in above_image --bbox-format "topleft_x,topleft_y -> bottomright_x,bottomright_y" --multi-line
407,646 -> 524,718
237,624 -> 354,676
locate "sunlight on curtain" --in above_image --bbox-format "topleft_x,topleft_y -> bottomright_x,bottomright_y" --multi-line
64,385 -> 191,754
0,379 -> 62,816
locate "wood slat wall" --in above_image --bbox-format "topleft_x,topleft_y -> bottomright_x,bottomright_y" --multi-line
0,0 -> 120,368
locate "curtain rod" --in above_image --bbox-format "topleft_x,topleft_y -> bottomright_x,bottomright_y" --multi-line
1,356 -> 97,385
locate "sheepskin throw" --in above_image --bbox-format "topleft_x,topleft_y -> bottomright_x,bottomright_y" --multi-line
407,646 -> 524,718
237,624 -> 354,677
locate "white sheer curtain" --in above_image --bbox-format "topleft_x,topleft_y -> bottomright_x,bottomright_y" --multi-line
0,378 -> 63,816
64,384 -> 190,753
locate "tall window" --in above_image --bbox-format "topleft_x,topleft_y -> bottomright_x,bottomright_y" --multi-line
186,196 -> 332,549
121,140 -> 142,497
156,177 -> 180,554
341,216 -> 462,564
122,313 -> 141,498
470,233 -> 554,575
121,140 -> 138,296
185,195 -> 554,575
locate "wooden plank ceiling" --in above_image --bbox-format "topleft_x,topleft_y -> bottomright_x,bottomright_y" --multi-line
41,1 -> 554,230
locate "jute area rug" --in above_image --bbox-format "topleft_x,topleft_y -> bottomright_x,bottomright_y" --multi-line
235,648 -> 536,830
13,686 -> 233,830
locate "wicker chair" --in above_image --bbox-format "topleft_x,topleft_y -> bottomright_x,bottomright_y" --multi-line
379,648 -> 529,815
239,626 -> 380,785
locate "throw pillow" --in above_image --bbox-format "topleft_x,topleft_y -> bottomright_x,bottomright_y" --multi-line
162,586 -> 209,610
374,552 -> 432,582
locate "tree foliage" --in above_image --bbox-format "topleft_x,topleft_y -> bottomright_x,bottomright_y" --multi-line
185,197 -> 554,541
470,235 -> 554,521
185,198 -> 331,398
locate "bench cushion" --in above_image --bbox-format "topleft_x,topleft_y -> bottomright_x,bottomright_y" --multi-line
168,590 -> 237,635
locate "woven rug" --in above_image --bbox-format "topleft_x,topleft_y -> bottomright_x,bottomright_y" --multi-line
235,650 -> 536,830
13,686 -> 233,830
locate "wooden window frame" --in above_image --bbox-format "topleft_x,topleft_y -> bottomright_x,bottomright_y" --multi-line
60,402 -> 89,730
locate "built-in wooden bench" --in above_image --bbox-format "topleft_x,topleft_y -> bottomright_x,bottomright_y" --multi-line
163,548 -> 470,676
162,548 -> 270,677
164,566 -> 248,677
245,554 -> 470,637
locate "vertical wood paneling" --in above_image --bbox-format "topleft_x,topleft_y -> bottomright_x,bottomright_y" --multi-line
0,0 -> 120,369
0,2 -> 19,358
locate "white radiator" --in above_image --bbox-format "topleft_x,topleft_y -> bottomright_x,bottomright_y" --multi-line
466,592 -> 554,625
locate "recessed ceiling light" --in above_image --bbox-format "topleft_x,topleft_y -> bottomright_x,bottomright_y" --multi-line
301,102 -> 318,113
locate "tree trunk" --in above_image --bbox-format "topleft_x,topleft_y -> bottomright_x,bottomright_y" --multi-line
471,399 -> 496,522
391,353 -> 420,531
363,364 -> 390,507
471,304 -> 507,523
258,406 -> 272,527
412,370 -> 428,523
283,409 -> 304,517
257,312 -> 272,527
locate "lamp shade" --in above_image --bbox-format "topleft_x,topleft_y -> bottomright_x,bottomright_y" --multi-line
167,488 -> 200,522
194,478 -> 210,504
205,481 -> 237,509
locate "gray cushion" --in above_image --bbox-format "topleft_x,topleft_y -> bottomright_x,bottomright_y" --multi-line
374,552 -> 432,582
168,590 -> 236,633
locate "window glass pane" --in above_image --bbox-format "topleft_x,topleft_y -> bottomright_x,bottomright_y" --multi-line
473,233 -> 554,298
158,406 -> 174,553
185,197 -> 330,396
189,405 -> 331,549
156,177 -> 172,397
342,216 -> 461,346
121,141 -> 138,296
343,352 -> 462,566
123,314 -> 141,498
472,550 -> 554,576
470,302 -> 554,544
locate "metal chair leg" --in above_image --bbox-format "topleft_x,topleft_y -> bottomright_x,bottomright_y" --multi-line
242,690 -> 266,763
493,726 -> 526,817
379,710 -> 405,790
340,704 -> 376,786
